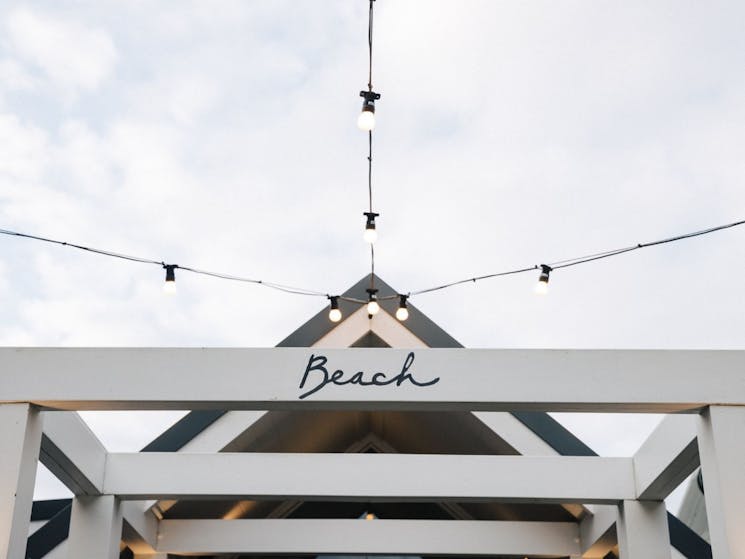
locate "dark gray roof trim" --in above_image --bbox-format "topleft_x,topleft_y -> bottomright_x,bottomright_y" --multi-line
30,499 -> 70,522
279,274 -> 461,348
25,502 -> 70,559
141,410 -> 225,453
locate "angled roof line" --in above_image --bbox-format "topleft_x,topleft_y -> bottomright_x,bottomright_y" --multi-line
279,274 -> 461,348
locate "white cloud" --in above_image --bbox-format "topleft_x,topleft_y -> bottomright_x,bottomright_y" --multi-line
6,8 -> 117,94
0,58 -> 37,92
0,112 -> 48,182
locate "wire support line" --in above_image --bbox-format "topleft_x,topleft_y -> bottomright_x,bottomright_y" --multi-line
3,217 -> 744,305
367,0 -> 374,91
409,266 -> 539,296
0,228 -> 163,266
0,228 -> 328,298
408,218 -> 745,296
368,131 -> 373,212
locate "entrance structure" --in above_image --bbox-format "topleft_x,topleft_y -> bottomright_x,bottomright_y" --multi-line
1,276 -> 736,558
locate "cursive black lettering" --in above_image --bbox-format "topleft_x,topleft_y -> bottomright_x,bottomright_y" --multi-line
298,354 -> 329,400
298,352 -> 439,399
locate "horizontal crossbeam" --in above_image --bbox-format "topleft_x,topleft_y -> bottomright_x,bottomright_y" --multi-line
102,453 -> 635,503
155,518 -> 581,556
2,348 -> 743,412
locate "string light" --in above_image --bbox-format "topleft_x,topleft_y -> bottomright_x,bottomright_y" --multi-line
361,0 -> 380,298
366,288 -> 380,315
163,264 -> 177,295
2,218 -> 744,321
363,212 -> 379,244
328,296 -> 342,322
395,294 -> 409,321
2,218 -> 744,322
358,91 -> 380,131
535,265 -> 551,295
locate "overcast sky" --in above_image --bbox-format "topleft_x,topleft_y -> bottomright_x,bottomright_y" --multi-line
1,1 -> 744,515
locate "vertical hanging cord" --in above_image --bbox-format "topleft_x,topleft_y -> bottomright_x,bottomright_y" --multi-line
367,0 -> 374,91
369,130 -> 375,291
368,132 -> 373,214
367,0 -> 376,292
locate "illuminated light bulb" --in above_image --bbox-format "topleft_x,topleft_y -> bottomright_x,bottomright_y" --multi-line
535,265 -> 552,295
365,512 -> 375,521
366,288 -> 380,316
328,296 -> 342,323
367,299 -> 380,315
363,226 -> 378,244
363,211 -> 379,244
357,90 -> 380,131
163,264 -> 177,295
395,294 -> 409,321
357,108 -> 375,131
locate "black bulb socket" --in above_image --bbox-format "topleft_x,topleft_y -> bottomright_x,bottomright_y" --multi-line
539,264 -> 552,283
364,211 -> 379,230
164,264 -> 178,282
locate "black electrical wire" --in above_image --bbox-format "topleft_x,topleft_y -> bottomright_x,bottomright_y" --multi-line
550,219 -> 745,271
0,228 -> 328,298
408,218 -> 745,296
368,132 -> 373,213
365,0 -> 376,293
367,0 -> 374,91
1,218 -> 744,307
0,229 -> 162,266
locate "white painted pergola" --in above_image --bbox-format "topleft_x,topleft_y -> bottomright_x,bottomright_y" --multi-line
2,348 -> 742,558
0,277 -> 739,559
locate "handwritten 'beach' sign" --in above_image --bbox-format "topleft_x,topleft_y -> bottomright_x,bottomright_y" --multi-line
298,351 -> 440,400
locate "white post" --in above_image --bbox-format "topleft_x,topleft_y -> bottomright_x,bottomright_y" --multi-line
616,500 -> 671,559
0,403 -> 42,559
697,406 -> 745,559
67,495 -> 123,559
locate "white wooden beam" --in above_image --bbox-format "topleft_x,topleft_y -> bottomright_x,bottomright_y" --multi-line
40,411 -> 106,495
156,518 -> 580,556
473,411 -> 560,456
579,503 -> 618,558
0,404 -> 42,559
3,348 -> 745,412
616,500 -> 671,559
66,495 -> 123,559
121,501 -> 159,553
633,415 -> 699,500
697,406 -> 745,559
102,452 -> 634,503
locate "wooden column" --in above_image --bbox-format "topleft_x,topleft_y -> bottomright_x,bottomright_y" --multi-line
67,495 -> 123,559
698,406 -> 745,559
0,403 -> 42,559
616,500 -> 671,559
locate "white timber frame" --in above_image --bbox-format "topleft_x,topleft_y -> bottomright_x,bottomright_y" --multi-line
0,347 -> 742,559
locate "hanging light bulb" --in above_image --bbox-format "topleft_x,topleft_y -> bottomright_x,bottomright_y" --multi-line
328,296 -> 342,322
358,90 -> 380,131
366,288 -> 380,315
395,294 -> 409,321
363,212 -> 379,244
163,264 -> 177,295
535,265 -> 552,295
